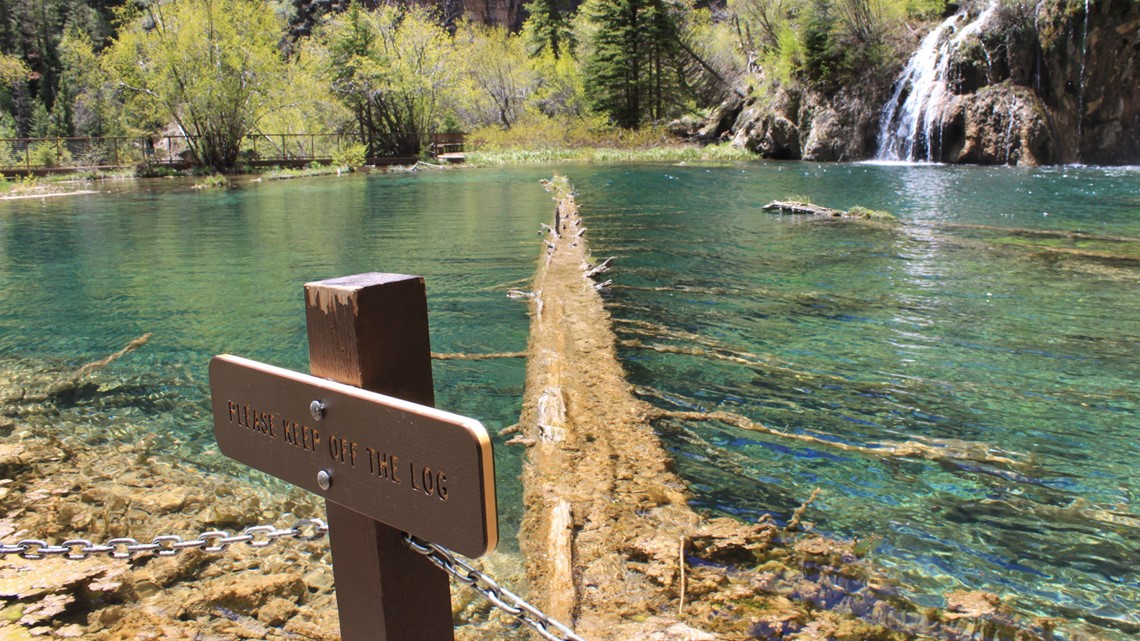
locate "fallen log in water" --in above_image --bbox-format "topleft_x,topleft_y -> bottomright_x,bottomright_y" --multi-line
763,200 -> 898,221
516,176 -> 1055,641
430,351 -> 526,360
51,333 -> 153,395
763,200 -> 846,217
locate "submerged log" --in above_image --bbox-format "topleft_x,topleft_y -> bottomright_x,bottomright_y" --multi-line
430,351 -> 526,360
58,334 -> 153,391
763,200 -> 845,217
763,200 -> 897,221
517,176 -> 1056,641
519,179 -> 709,639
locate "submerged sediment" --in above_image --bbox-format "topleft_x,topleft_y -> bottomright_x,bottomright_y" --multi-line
516,176 -> 1064,641
0,346 -> 525,640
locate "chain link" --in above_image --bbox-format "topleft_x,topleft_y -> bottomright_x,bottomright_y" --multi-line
1,520 -> 585,641
0,518 -> 328,561
404,534 -> 589,641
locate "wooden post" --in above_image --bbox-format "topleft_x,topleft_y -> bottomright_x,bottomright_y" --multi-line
304,273 -> 454,641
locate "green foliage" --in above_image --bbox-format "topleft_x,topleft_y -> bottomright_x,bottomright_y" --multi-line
102,0 -> 295,171
320,3 -> 457,157
260,164 -> 346,180
0,54 -> 27,89
904,0 -> 946,19
465,140 -> 758,166
727,0 -> 931,88
468,113 -> 614,150
728,0 -> 792,54
454,23 -> 536,129
134,163 -> 181,178
847,205 -> 896,220
582,0 -> 695,128
441,114 -> 463,134
193,173 -> 228,189
331,142 -> 368,170
523,0 -> 577,58
29,141 -> 72,168
0,0 -> 121,136
57,29 -> 114,137
529,50 -> 588,117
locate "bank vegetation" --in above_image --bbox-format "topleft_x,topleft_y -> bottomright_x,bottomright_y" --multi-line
0,0 -> 961,174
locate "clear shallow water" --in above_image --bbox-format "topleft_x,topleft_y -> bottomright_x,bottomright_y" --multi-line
1,163 -> 1137,638
0,169 -> 556,542
569,162 -> 1139,638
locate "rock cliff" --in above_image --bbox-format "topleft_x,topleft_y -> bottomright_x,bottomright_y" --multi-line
288,0 -> 529,34
717,0 -> 1139,165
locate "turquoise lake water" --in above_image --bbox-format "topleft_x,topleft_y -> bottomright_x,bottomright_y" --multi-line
1,163 -> 1137,638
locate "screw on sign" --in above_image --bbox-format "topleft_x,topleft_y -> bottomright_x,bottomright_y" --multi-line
209,273 -> 498,641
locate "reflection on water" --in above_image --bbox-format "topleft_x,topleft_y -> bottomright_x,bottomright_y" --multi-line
573,162 -> 1139,639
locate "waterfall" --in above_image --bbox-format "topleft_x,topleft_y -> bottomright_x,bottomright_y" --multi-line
1077,0 -> 1091,150
875,3 -> 998,162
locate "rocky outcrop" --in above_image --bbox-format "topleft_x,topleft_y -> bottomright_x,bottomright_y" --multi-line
287,0 -> 532,35
719,80 -> 892,162
720,0 -> 1139,165
928,0 -> 1138,165
1035,0 -> 1139,164
952,83 -> 1057,164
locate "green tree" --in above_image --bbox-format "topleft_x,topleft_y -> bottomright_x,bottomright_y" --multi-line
320,3 -> 457,157
582,0 -> 692,128
102,0 -> 292,170
529,49 -> 587,117
0,0 -> 121,135
523,0 -> 577,59
455,23 -> 536,129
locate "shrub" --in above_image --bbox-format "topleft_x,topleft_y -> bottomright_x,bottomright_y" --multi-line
193,174 -> 228,189
847,205 -> 897,220
332,143 -> 368,171
30,142 -> 72,168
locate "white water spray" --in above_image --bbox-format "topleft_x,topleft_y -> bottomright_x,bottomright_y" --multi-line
1077,0 -> 1091,150
875,3 -> 999,162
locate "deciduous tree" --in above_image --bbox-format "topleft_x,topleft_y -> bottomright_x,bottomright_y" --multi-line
455,23 -> 535,129
320,3 -> 457,157
102,0 -> 292,170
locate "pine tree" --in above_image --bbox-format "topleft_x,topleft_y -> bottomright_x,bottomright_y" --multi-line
584,0 -> 691,128
524,0 -> 576,59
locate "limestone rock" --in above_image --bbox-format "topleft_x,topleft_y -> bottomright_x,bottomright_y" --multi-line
177,573 -> 305,619
716,0 -> 1138,165
0,443 -> 27,476
944,590 -> 1005,619
731,97 -> 802,159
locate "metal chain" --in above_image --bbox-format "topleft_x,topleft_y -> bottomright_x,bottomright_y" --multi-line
1,519 -> 585,641
404,534 -> 589,641
0,518 -> 328,561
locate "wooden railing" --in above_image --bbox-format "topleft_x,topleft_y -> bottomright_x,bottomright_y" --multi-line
0,132 -> 466,173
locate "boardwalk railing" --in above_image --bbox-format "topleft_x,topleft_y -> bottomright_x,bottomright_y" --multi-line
0,132 -> 465,174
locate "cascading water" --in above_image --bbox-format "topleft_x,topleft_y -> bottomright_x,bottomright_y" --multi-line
1077,0 -> 1091,150
875,3 -> 998,162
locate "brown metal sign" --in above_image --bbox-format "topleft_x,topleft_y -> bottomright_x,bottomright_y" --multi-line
209,354 -> 498,558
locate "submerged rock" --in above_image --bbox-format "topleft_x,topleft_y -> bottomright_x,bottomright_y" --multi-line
0,355 -> 528,641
